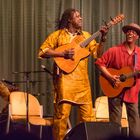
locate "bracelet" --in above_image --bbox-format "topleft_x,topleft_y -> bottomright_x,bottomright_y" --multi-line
41,49 -> 46,54
41,48 -> 49,54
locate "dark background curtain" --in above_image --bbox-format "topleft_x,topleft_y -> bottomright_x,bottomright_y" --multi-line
0,0 -> 140,126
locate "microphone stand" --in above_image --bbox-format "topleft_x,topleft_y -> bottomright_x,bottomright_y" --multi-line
24,72 -> 30,132
12,70 -> 45,132
12,68 -> 53,132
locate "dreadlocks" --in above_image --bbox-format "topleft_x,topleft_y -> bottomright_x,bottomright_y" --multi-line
58,8 -> 77,29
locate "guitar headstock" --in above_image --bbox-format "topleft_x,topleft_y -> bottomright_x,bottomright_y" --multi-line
107,14 -> 125,27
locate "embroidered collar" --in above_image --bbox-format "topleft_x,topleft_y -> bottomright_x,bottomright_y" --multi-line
64,28 -> 82,36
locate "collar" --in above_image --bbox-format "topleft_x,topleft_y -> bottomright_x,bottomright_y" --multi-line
121,42 -> 139,54
64,28 -> 82,36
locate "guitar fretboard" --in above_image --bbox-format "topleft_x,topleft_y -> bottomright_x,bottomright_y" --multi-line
80,31 -> 101,47
125,71 -> 140,79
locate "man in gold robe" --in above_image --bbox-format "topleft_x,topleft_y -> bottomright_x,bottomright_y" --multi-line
38,8 -> 108,140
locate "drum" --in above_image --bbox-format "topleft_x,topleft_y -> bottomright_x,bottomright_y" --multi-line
0,81 -> 10,101
1,80 -> 19,93
0,81 -> 18,113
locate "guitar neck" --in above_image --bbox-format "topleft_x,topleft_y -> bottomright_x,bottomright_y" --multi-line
79,14 -> 125,48
80,31 -> 101,48
126,71 -> 140,79
79,23 -> 112,48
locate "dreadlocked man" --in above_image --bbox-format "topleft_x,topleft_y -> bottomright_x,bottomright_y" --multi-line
38,8 -> 108,140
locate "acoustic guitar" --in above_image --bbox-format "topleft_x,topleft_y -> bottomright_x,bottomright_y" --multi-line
54,14 -> 125,73
99,67 -> 140,98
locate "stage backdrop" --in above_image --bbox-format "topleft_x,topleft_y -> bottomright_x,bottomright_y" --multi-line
0,0 -> 140,126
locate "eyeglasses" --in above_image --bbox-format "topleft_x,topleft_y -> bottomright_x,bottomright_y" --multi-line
126,30 -> 138,36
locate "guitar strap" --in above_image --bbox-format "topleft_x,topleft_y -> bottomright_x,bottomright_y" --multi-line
134,52 -> 137,71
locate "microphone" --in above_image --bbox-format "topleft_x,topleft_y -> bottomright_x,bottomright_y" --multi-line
2,79 -> 14,85
41,65 -> 53,76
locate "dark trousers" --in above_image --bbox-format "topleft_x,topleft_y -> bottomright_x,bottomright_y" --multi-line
108,97 -> 140,137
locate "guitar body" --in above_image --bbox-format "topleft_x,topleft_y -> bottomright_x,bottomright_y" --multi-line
54,35 -> 90,73
99,67 -> 135,98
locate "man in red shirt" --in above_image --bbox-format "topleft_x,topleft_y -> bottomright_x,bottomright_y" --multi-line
95,23 -> 140,137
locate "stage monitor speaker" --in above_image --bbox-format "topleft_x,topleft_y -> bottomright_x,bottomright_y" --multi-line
64,122 -> 121,140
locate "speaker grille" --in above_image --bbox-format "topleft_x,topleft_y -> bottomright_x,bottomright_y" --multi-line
64,122 -> 121,140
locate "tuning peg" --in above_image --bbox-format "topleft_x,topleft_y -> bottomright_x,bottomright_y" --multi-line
110,16 -> 114,21
102,20 -> 107,26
